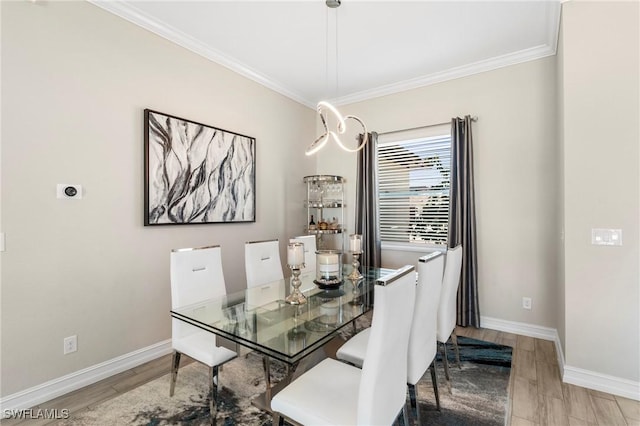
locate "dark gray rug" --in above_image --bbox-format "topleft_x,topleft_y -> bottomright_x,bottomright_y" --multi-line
57,336 -> 511,426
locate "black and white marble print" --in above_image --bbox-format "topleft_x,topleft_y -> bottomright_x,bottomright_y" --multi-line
146,111 -> 255,224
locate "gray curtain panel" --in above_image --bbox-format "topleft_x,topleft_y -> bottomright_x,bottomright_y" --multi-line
355,132 -> 381,268
449,116 -> 480,327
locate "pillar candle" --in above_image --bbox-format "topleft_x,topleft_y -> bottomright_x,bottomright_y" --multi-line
317,252 -> 340,279
287,243 -> 304,266
349,234 -> 362,252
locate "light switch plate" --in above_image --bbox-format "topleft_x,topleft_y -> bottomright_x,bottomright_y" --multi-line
591,228 -> 622,246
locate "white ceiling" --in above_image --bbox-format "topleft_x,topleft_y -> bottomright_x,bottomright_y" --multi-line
89,1 -> 561,108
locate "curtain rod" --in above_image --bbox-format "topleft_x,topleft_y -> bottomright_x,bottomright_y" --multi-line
378,116 -> 478,136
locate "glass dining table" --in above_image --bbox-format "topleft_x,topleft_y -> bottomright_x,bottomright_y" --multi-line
170,265 -> 395,411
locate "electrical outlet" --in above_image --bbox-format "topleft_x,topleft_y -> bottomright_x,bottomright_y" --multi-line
63,335 -> 77,354
522,297 -> 532,310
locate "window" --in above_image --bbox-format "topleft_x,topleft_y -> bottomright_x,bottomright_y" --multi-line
378,131 -> 451,247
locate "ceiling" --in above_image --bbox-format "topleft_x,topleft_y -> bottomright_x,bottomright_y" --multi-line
89,1 -> 561,108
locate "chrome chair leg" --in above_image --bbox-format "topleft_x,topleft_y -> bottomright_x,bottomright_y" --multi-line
441,341 -> 451,381
408,383 -> 420,425
263,355 -> 272,402
451,332 -> 461,368
408,383 -> 417,410
169,351 -> 181,397
273,413 -> 284,426
209,365 -> 219,425
402,403 -> 410,426
429,361 -> 441,411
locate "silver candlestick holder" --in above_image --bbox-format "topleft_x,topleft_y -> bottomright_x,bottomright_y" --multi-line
285,264 -> 307,305
347,251 -> 363,280
348,277 -> 363,306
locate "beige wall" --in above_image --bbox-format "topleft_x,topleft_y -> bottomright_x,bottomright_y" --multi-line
561,1 -> 639,382
3,0 -> 638,402
319,57 -> 561,328
555,8 -> 567,356
0,1 -> 315,396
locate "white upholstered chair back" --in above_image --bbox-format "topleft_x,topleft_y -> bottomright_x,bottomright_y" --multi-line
170,245 -> 227,309
168,245 -> 237,422
245,282 -> 285,310
436,245 -> 463,344
170,245 -> 227,340
357,265 -> 416,425
244,239 -> 284,288
407,252 -> 445,385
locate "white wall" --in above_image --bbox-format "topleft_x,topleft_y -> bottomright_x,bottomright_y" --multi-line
561,1 -> 639,383
319,57 -> 560,328
0,1 -> 315,396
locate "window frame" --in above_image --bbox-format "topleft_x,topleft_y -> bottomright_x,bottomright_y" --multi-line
377,125 -> 452,249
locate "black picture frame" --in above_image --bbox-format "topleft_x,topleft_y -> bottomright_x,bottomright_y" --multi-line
144,109 -> 256,225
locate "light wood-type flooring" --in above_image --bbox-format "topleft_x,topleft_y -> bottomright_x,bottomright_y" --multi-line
3,327 -> 639,425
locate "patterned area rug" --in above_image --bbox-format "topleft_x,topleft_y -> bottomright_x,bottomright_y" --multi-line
57,335 -> 511,426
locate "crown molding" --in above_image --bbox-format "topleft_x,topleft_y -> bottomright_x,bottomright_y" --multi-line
87,0 -> 317,109
87,0 -> 560,110
334,43 -> 557,106
335,1 -> 561,106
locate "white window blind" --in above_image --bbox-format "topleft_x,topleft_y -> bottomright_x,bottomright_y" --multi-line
378,132 -> 451,246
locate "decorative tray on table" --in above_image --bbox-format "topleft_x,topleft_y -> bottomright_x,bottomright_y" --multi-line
313,278 -> 343,289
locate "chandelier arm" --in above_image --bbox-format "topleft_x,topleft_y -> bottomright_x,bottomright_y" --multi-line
317,101 -> 346,133
306,133 -> 330,156
332,116 -> 369,153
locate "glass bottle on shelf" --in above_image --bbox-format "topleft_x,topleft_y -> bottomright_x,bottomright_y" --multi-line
303,175 -> 345,251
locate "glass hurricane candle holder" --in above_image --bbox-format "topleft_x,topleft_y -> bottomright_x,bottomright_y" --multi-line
315,250 -> 343,288
348,234 -> 363,280
285,242 -> 306,305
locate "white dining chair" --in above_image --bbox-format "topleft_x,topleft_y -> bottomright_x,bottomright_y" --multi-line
271,265 -> 417,426
437,244 -> 464,381
336,252 -> 445,422
289,235 -> 317,276
169,245 -> 237,424
245,239 -> 285,288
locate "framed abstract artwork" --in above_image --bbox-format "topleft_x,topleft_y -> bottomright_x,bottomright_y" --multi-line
144,109 -> 256,225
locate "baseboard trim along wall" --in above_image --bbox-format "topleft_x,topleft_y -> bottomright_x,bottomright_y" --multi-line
564,366 -> 640,401
481,316 -> 640,401
0,340 -> 172,412
3,318 -> 639,411
481,315 -> 565,377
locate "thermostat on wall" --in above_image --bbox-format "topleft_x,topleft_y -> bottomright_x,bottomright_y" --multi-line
57,184 -> 83,199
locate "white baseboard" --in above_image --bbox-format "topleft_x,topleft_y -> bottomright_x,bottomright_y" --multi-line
0,339 -> 172,412
480,316 -> 639,401
564,366 -> 640,401
481,315 -> 558,340
480,315 -> 565,378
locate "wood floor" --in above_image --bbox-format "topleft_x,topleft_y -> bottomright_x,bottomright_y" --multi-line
4,327 -> 639,425
455,327 -> 639,426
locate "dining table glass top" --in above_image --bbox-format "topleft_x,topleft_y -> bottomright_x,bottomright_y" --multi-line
171,265 -> 394,365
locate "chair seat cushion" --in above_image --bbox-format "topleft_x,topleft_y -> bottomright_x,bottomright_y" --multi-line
336,328 -> 370,368
173,331 -> 237,367
271,358 -> 361,426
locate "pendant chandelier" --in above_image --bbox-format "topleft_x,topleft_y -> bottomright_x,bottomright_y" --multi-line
305,0 -> 369,156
